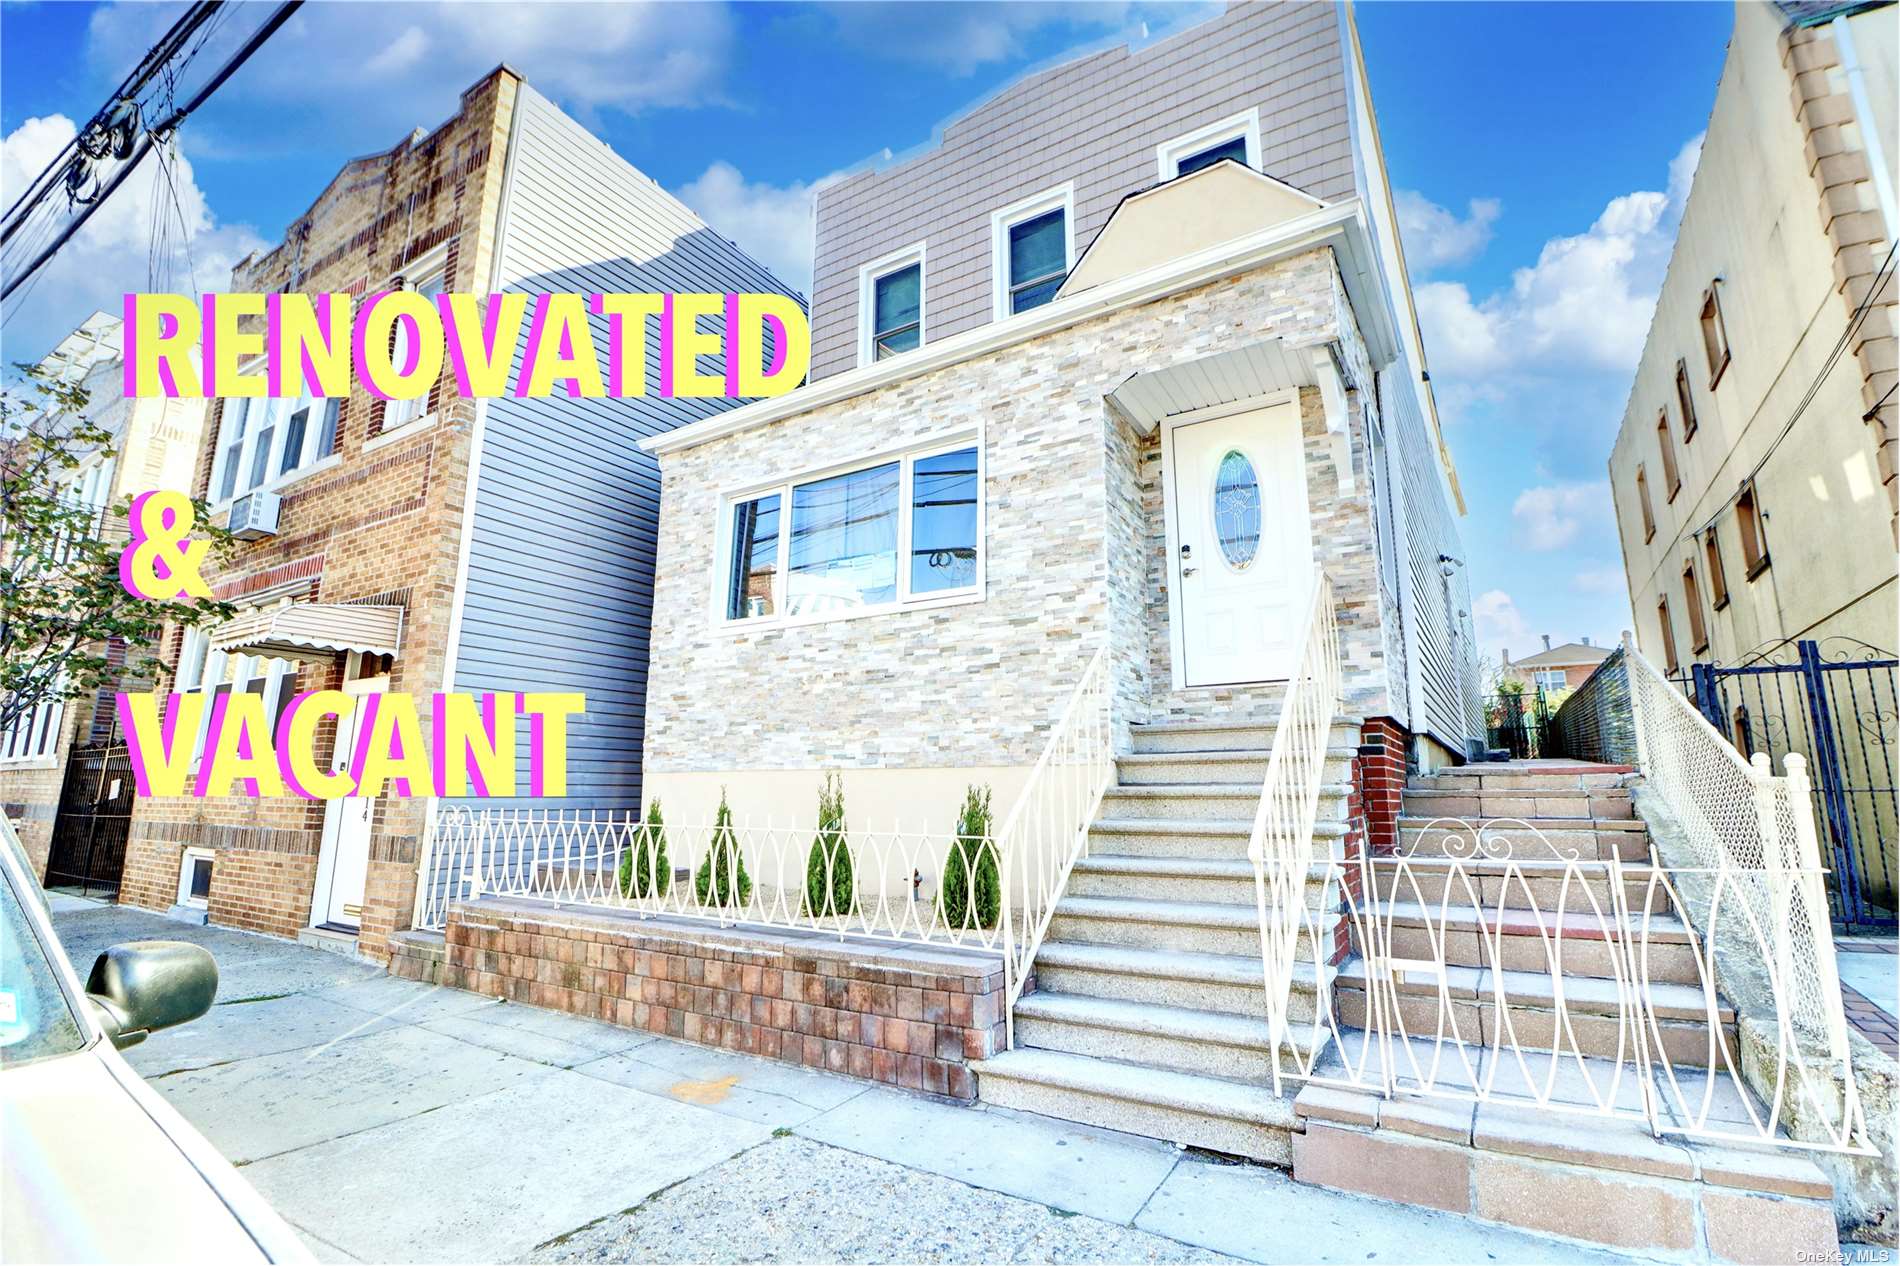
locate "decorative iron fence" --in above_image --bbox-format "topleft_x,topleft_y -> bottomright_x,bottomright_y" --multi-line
1547,648 -> 1636,765
1483,684 -> 1553,759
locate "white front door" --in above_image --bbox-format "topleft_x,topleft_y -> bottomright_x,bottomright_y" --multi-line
1169,400 -> 1314,687
311,676 -> 384,930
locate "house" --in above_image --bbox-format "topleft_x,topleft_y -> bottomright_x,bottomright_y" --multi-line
115,66 -> 797,960
0,312 -> 208,893
1609,0 -> 1895,676
1500,636 -> 1611,693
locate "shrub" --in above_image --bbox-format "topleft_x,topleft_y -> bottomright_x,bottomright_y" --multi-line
693,789 -> 752,908
802,773 -> 854,918
619,800 -> 671,898
940,784 -> 1000,930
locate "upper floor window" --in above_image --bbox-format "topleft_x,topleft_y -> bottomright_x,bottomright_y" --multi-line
1682,559 -> 1709,654
1532,668 -> 1567,693
1735,480 -> 1770,578
1700,282 -> 1731,388
1703,528 -> 1729,610
1675,359 -> 1698,442
991,185 -> 1073,319
857,243 -> 924,367
383,271 -> 445,433
1156,108 -> 1262,181
208,391 -> 341,507
1656,409 -> 1681,502
1657,596 -> 1679,674
1635,465 -> 1655,543
719,435 -> 983,629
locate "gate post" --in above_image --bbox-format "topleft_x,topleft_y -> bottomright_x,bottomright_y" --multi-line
1796,640 -> 1864,926
1689,663 -> 1725,731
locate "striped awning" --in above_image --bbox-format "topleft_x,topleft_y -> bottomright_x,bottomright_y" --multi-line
209,602 -> 403,664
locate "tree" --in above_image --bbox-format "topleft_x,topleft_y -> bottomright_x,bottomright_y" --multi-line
1,364 -> 233,735
941,784 -> 1000,931
802,772 -> 854,918
693,788 -> 752,908
619,800 -> 671,898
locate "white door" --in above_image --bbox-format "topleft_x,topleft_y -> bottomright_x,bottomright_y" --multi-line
1169,402 -> 1314,686
311,676 -> 384,930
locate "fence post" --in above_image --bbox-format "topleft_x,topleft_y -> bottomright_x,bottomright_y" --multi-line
1796,640 -> 1863,926
1690,663 -> 1724,731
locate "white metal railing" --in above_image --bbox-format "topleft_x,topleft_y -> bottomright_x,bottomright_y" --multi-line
1248,572 -> 1341,1089
998,645 -> 1114,1044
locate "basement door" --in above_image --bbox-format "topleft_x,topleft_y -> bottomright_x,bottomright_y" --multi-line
310,675 -> 384,930
1167,399 -> 1314,687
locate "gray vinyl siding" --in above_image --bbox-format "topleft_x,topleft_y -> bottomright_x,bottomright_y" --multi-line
450,84 -> 799,813
808,3 -> 1353,379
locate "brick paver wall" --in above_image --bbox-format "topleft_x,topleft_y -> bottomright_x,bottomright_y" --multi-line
397,902 -> 1009,1100
1357,717 -> 1407,855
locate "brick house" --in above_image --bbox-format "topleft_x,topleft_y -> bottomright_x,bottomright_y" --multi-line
1499,636 -> 1612,694
0,311 -> 207,891
117,66 -> 795,959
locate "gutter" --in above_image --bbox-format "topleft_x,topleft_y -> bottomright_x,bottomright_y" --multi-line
642,199 -> 1390,457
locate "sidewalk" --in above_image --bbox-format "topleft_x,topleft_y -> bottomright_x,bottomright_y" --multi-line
52,901 -> 1639,1265
1837,937 -> 1898,1058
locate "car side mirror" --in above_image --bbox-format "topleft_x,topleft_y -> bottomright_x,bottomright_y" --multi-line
86,941 -> 218,1050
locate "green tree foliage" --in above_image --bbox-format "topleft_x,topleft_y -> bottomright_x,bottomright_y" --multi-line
693,789 -> 752,908
619,800 -> 671,898
2,365 -> 235,734
940,784 -> 1000,931
802,772 -> 854,917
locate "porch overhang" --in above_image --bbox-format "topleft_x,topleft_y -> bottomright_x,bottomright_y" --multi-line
209,602 -> 404,664
1105,339 -> 1357,494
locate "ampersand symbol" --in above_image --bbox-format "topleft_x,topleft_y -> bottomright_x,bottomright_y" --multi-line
120,490 -> 213,600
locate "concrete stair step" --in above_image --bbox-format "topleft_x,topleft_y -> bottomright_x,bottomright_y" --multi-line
1068,852 -> 1337,908
1012,990 -> 1283,1081
1129,717 -> 1281,754
1402,787 -> 1635,821
1371,900 -> 1700,983
971,1047 -> 1298,1163
1031,939 -> 1308,1019
1407,765 -> 1631,794
1369,857 -> 1661,910
1086,817 -> 1348,860
1098,781 -> 1349,822
1115,745 -> 1358,786
1396,817 -> 1650,863
1047,893 -> 1264,957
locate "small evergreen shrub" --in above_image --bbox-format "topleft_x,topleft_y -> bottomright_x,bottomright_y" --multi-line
618,800 -> 671,898
802,773 -> 854,917
693,789 -> 752,908
940,784 -> 1000,930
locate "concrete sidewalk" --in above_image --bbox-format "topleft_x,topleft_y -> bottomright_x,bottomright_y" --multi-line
53,901 -> 1638,1264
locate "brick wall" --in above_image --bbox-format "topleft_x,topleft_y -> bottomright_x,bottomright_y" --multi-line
1357,716 -> 1408,856
399,901 -> 1008,1100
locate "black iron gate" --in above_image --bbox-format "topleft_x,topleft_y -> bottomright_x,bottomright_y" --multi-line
43,741 -> 135,898
1679,638 -> 1897,932
1485,685 -> 1553,759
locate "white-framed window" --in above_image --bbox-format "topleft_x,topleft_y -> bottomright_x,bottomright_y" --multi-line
175,627 -> 298,768
857,242 -> 925,367
1156,108 -> 1261,182
176,847 -> 214,909
990,184 -> 1074,320
0,686 -> 64,765
1532,669 -> 1567,693
207,389 -> 340,507
715,432 -> 984,629
382,270 -> 445,434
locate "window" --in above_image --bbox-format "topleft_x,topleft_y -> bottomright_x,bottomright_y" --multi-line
1735,481 -> 1770,578
1682,560 -> 1709,654
176,848 -> 213,909
1636,465 -> 1655,543
1657,596 -> 1679,673
0,688 -> 63,764
1657,409 -> 1680,502
383,272 -> 445,433
208,389 -> 338,506
857,244 -> 925,367
1704,529 -> 1729,609
719,438 -> 983,627
991,186 -> 1073,319
175,629 -> 297,766
1156,108 -> 1262,181
1675,360 -> 1699,442
1700,282 -> 1731,388
1532,668 -> 1568,693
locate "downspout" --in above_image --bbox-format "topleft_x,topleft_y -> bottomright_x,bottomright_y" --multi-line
1830,14 -> 1897,244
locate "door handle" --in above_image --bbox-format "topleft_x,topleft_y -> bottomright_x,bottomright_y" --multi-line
1182,566 -> 1198,577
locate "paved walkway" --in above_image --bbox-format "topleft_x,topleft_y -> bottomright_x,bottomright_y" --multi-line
1837,937 -> 1898,1058
51,901 -> 1641,1264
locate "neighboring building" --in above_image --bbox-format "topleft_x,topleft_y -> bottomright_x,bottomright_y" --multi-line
116,66 -> 795,959
0,312 -> 208,889
640,1 -> 1477,838
1609,0 -> 1897,677
1500,636 -> 1612,693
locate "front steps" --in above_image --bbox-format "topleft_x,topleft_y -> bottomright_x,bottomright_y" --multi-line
973,708 -> 1361,1163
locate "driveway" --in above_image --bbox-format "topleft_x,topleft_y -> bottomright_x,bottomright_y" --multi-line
51,898 -> 1634,1265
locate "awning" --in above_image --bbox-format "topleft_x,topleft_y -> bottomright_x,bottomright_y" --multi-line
209,602 -> 404,664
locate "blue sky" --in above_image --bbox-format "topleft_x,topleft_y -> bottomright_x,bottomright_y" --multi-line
0,0 -> 1735,663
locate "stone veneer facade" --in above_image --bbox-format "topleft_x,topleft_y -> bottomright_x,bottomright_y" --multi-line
643,246 -> 1408,833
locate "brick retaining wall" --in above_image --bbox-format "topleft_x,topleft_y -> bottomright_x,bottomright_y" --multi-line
392,899 -> 1009,1100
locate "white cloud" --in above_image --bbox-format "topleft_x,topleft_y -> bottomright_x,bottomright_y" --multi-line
676,162 -> 849,298
821,2 -> 1219,76
1416,134 -> 1704,382
1511,481 -> 1611,551
1,114 -> 265,360
1572,565 -> 1627,595
365,27 -> 431,77
1395,190 -> 1499,273
1472,589 -> 1531,662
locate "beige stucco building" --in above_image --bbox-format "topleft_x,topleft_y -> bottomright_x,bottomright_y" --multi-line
1609,0 -> 1897,675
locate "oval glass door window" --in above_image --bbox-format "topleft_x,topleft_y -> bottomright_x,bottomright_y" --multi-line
1213,450 -> 1262,570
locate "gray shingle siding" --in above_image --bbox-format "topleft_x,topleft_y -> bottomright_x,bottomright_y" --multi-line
809,3 -> 1353,379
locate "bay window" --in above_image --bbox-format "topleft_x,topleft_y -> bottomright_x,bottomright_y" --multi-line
719,437 -> 983,627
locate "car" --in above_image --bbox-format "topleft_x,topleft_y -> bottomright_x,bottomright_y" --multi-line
0,816 -> 312,1263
